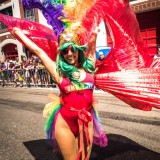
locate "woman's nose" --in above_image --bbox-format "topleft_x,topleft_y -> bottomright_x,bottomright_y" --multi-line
67,49 -> 73,55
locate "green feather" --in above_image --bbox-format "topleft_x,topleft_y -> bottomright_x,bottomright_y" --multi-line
44,104 -> 61,131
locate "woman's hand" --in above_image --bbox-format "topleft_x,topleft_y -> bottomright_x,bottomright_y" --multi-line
93,26 -> 100,34
86,26 -> 100,61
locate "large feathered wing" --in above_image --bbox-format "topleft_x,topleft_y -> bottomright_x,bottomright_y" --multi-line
84,0 -> 160,111
0,13 -> 58,61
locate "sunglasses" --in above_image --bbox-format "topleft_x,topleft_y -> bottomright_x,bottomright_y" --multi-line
60,47 -> 77,55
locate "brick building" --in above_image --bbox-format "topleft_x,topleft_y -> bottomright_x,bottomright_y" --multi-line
0,0 -> 159,61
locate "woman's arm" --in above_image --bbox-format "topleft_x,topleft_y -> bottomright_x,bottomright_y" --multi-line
13,27 -> 61,83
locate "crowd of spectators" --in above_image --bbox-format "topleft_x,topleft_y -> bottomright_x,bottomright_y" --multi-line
1,46 -> 160,88
0,55 -> 56,88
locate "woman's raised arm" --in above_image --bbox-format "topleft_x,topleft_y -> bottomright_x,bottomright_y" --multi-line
13,27 -> 61,83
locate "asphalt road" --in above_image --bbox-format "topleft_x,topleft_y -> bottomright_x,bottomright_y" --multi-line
0,87 -> 160,160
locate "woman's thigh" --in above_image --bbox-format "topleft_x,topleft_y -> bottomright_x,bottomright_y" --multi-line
55,114 -> 77,160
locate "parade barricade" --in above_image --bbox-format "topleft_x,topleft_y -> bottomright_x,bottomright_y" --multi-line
0,68 -> 57,88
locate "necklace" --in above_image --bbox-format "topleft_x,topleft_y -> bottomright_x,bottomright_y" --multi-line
72,71 -> 80,79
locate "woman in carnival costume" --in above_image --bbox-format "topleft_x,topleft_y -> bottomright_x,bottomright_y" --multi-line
0,0 -> 159,160
12,25 -> 106,160
9,0 -> 109,158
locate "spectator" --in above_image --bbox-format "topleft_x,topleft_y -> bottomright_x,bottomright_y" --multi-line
98,51 -> 105,61
12,70 -> 19,87
14,57 -> 20,69
154,46 -> 160,59
21,55 -> 27,63
24,60 -> 31,87
37,59 -> 46,87
0,61 -> 6,87
30,59 -> 38,87
17,70 -> 24,87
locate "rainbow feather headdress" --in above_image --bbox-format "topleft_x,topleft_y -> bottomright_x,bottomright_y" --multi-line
22,0 -> 97,46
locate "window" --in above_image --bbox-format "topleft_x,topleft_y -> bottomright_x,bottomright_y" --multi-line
24,9 -> 36,21
0,22 -> 6,30
0,6 -> 13,30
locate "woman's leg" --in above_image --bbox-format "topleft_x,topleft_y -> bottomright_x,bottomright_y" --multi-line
55,114 -> 77,160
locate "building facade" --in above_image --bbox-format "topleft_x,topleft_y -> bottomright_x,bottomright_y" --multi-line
131,0 -> 160,57
0,0 -> 49,61
0,0 -> 159,61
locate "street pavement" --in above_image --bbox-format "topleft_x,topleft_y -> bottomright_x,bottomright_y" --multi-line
0,86 -> 160,160
1,86 -> 160,121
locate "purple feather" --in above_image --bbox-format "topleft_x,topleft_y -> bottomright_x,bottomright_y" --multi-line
22,0 -> 65,37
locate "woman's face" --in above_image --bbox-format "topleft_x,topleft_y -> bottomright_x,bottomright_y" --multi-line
61,46 -> 79,66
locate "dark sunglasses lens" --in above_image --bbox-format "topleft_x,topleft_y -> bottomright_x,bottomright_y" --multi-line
61,49 -> 68,55
61,47 -> 76,55
71,47 -> 75,53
